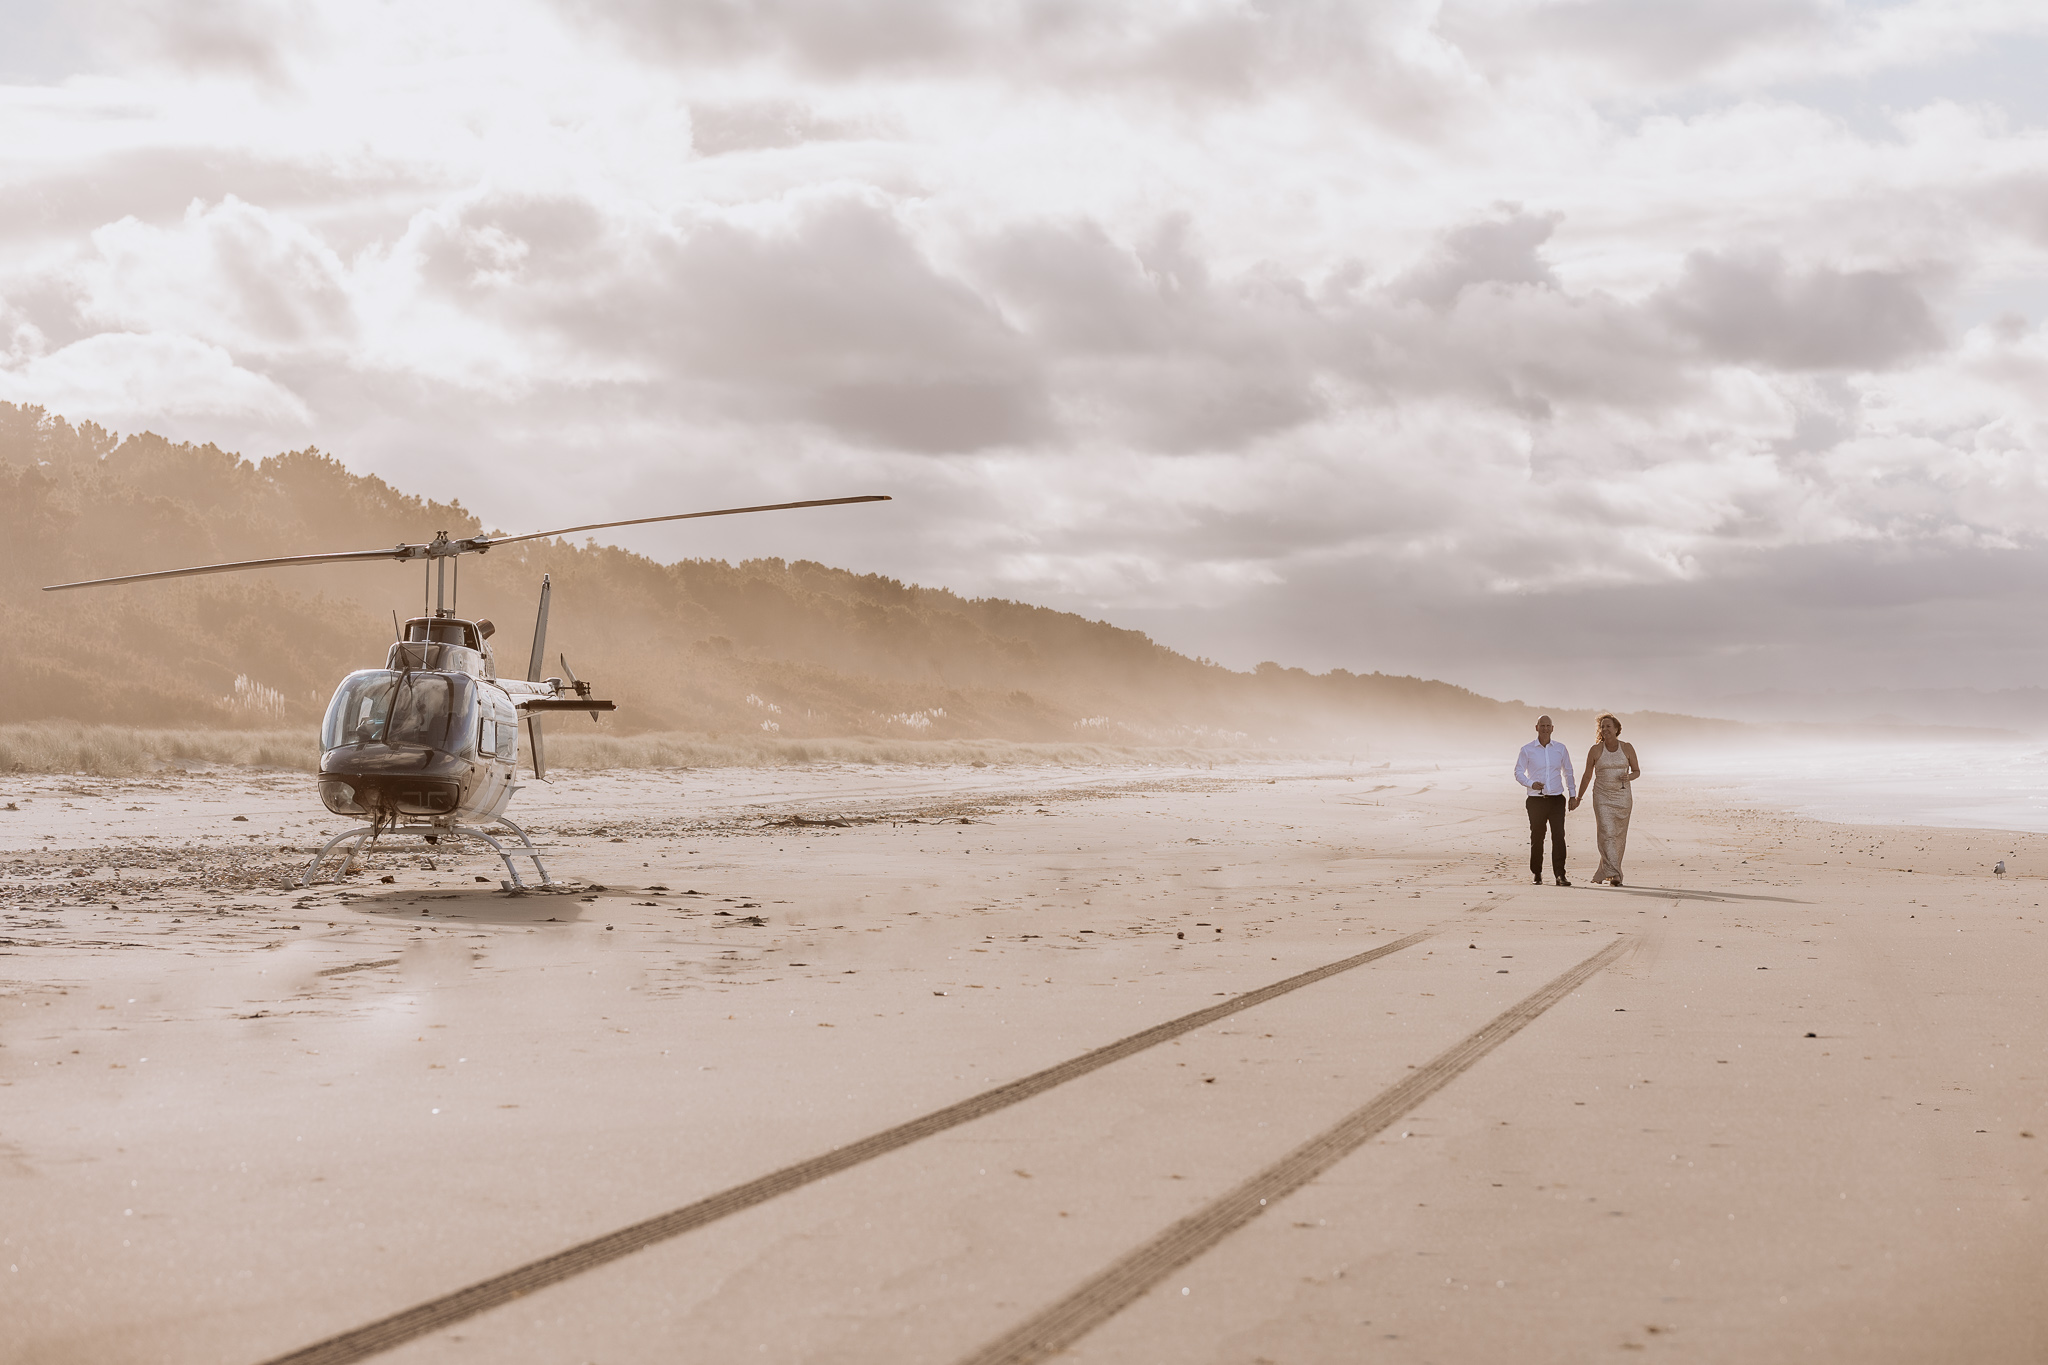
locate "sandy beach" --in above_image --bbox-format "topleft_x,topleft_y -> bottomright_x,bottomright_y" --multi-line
3,759 -> 2045,1364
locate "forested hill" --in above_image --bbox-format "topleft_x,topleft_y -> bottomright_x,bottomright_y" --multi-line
0,403 -> 1683,749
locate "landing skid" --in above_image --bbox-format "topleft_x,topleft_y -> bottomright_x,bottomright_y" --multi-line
301,815 -> 554,889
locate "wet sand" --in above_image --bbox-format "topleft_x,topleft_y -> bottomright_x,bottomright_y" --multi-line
2,760 -> 2045,1364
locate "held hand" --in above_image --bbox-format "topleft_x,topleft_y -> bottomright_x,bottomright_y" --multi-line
1568,797 -> 1581,811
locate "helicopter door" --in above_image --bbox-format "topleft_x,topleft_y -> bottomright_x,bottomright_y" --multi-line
473,703 -> 514,821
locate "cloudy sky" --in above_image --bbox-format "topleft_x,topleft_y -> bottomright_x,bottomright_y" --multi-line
5,0 -> 2048,710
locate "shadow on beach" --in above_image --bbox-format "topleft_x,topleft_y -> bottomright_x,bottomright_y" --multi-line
338,886 -> 596,926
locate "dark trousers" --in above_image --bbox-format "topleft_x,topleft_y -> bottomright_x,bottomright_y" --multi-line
1526,794 -> 1567,878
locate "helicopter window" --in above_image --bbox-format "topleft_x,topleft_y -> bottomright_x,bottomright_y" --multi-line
402,620 -> 476,648
447,676 -> 478,755
322,671 -> 478,752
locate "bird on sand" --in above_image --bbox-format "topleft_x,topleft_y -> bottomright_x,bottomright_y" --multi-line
1994,860 -> 2006,875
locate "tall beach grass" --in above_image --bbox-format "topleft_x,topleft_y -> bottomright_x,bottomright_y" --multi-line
0,723 -> 315,777
0,722 -> 1261,777
545,731 -> 1257,770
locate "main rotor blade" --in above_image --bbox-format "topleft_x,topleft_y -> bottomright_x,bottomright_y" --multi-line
483,494 -> 891,549
43,545 -> 416,592
40,493 -> 893,592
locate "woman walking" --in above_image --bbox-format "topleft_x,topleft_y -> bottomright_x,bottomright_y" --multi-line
1570,713 -> 1639,885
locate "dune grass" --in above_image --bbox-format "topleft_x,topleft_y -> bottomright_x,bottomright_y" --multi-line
0,723 -> 315,777
0,722 -> 1258,777
544,731 -> 1254,770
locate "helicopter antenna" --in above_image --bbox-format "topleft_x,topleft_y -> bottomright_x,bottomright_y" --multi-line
40,495 -> 892,592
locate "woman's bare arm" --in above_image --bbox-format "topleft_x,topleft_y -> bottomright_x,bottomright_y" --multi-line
1623,741 -> 1641,781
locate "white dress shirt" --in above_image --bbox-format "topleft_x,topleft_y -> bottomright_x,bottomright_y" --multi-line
1515,739 -> 1577,800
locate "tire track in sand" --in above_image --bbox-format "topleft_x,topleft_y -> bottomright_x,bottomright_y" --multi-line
954,935 -> 1635,1365
259,927 -> 1448,1365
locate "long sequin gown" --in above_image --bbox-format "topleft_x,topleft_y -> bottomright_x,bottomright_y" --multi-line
1591,741 -> 1633,884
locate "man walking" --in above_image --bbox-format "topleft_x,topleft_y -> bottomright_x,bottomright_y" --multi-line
1515,715 -> 1575,886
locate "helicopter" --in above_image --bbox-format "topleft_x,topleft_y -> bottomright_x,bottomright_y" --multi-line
43,494 -> 891,887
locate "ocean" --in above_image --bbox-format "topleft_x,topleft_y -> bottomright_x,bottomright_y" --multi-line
1665,739 -> 2048,835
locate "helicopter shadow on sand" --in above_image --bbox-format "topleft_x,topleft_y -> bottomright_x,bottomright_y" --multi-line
340,884 -> 601,926
1594,884 -> 1808,905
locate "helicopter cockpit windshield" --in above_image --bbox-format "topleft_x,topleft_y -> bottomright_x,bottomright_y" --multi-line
321,670 -> 478,753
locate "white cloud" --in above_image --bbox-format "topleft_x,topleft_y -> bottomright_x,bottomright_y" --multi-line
1440,0 -> 2048,95
76,196 -> 356,351
0,330 -> 312,427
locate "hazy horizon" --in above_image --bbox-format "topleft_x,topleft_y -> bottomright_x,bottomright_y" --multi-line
4,2 -> 2047,713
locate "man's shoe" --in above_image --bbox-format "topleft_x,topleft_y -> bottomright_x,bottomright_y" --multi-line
1555,876 -> 1572,887
1532,874 -> 1542,884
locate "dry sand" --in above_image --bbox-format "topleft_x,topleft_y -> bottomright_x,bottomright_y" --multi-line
2,758 -> 2045,1364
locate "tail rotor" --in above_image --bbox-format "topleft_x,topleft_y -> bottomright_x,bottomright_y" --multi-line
560,653 -> 602,721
